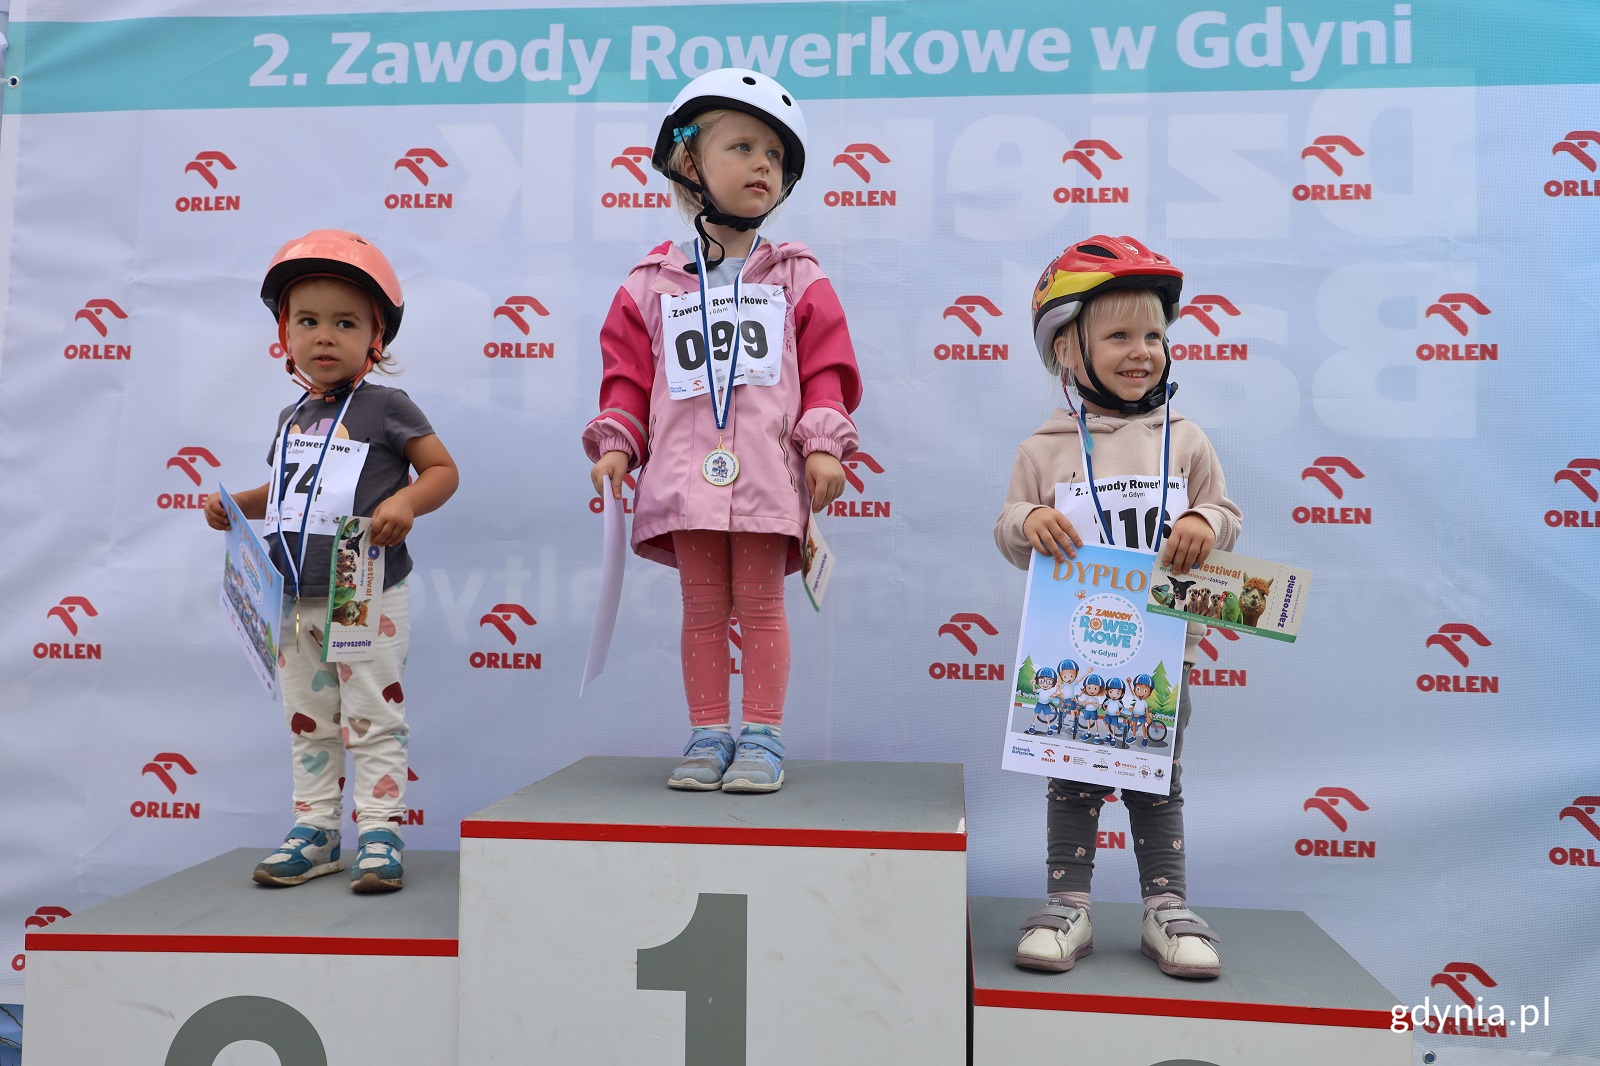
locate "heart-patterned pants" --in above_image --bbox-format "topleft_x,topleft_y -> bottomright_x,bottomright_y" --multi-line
279,581 -> 411,832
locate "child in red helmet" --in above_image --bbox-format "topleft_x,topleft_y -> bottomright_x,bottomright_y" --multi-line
204,229 -> 458,892
994,236 -> 1242,978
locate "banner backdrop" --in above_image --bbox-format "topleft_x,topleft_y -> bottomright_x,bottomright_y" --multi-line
1,1 -> 1597,1059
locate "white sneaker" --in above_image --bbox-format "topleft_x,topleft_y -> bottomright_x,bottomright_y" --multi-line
1141,901 -> 1222,978
1013,902 -> 1093,972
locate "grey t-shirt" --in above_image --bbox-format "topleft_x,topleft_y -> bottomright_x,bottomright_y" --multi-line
264,382 -> 434,594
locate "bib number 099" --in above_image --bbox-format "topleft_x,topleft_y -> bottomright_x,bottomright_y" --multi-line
675,320 -> 769,371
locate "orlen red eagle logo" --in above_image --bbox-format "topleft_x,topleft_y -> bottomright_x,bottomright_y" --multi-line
1295,457 -> 1370,525
176,151 -> 241,213
931,612 -> 1006,681
35,597 -> 103,659
1296,788 -> 1375,858
471,604 -> 540,671
1293,136 -> 1370,202
1423,963 -> 1509,1038
831,452 -> 890,518
603,145 -> 671,209
1055,139 -> 1129,205
133,752 -> 200,820
159,446 -> 220,512
1419,293 -> 1496,362
486,295 -> 554,360
1548,130 -> 1600,198
74,298 -> 127,338
15,906 -> 73,971
142,752 -> 198,795
1190,626 -> 1244,687
936,297 -> 1007,362
1552,795 -> 1600,868
826,143 -> 897,208
1419,623 -> 1497,694
1172,295 -> 1247,362
1548,459 -> 1600,529
387,148 -> 453,210
590,472 -> 637,515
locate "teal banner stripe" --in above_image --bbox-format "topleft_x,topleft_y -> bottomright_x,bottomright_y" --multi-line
7,1 -> 1600,114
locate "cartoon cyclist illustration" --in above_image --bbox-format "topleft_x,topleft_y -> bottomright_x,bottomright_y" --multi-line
1075,672 -> 1107,744
1101,675 -> 1129,745
1027,666 -> 1062,735
1127,673 -> 1154,746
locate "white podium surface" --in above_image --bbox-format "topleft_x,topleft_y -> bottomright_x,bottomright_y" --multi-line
970,896 -> 1411,1065
458,756 -> 968,1066
24,848 -> 459,1065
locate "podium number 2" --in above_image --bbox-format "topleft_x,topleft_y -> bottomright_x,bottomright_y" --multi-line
165,996 -> 326,1065
638,892 -> 748,1065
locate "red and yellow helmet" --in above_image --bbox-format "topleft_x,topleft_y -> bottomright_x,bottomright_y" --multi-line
1031,235 -> 1183,376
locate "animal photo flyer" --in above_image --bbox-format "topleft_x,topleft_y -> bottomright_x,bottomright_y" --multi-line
1146,548 -> 1312,642
1003,544 -> 1187,795
218,484 -> 284,697
321,515 -> 384,663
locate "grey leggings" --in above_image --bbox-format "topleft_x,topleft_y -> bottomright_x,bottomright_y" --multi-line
1045,677 -> 1194,898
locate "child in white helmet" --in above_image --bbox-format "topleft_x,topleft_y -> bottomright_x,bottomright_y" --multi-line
204,229 -> 459,892
584,69 -> 863,794
994,236 -> 1242,978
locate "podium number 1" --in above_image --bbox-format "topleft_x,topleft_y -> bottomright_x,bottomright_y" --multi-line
638,892 -> 748,1065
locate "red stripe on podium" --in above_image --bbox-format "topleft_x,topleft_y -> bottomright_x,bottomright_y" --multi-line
971,987 -> 1394,1029
460,820 -> 968,851
26,933 -> 458,957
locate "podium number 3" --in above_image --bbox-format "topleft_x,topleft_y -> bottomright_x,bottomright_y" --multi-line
165,996 -> 326,1066
638,892 -> 748,1065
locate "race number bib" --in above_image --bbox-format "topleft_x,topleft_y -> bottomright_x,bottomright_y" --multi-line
1056,475 -> 1188,553
660,283 -> 787,399
264,433 -> 370,539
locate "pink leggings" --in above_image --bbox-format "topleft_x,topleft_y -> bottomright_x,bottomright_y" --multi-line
672,530 -> 791,728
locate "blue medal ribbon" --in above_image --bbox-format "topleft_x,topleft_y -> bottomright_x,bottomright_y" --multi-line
1071,382 -> 1174,555
269,382 -> 361,597
693,234 -> 760,435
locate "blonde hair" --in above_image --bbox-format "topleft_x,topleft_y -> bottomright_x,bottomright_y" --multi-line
664,107 -> 795,227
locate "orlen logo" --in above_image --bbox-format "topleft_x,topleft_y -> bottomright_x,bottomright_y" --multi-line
159,446 -> 221,511
829,451 -> 891,518
1418,293 -> 1496,362
471,604 -> 540,670
485,295 -> 554,359
350,767 -> 425,826
1055,139 -> 1130,205
133,752 -> 200,819
1294,456 -> 1371,525
1547,458 -> 1600,529
1171,295 -> 1247,362
66,298 -> 132,362
1295,787 -> 1375,859
602,145 -> 672,209
15,907 -> 72,971
1424,963 -> 1509,1038
1546,129 -> 1600,198
176,150 -> 241,213
387,148 -> 453,210
590,473 -> 637,515
1418,623 -> 1498,694
1189,626 -> 1244,687
1293,135 -> 1371,201
825,143 -> 897,208
35,597 -> 102,661
930,613 -> 1007,681
935,296 -> 1007,362
1551,795 -> 1600,868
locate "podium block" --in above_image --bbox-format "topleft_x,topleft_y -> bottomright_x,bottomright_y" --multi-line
23,849 -> 459,1065
970,896 -> 1410,1066
458,756 -> 967,1065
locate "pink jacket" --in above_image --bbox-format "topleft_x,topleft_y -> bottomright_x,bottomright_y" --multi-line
583,239 -> 863,574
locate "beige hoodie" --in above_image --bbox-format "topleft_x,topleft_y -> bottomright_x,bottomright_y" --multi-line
994,405 -> 1243,662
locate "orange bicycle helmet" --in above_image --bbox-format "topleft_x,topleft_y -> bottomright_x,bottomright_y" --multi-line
1032,235 -> 1183,413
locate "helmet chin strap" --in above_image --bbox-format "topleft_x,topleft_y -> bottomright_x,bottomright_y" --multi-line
1069,315 -> 1176,415
277,300 -> 385,402
667,153 -> 775,273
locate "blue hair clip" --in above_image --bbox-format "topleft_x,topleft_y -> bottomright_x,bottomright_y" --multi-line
672,124 -> 699,144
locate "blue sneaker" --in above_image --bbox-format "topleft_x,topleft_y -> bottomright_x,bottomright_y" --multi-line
350,828 -> 405,893
721,726 -> 785,793
668,728 -> 737,791
253,826 -> 342,886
